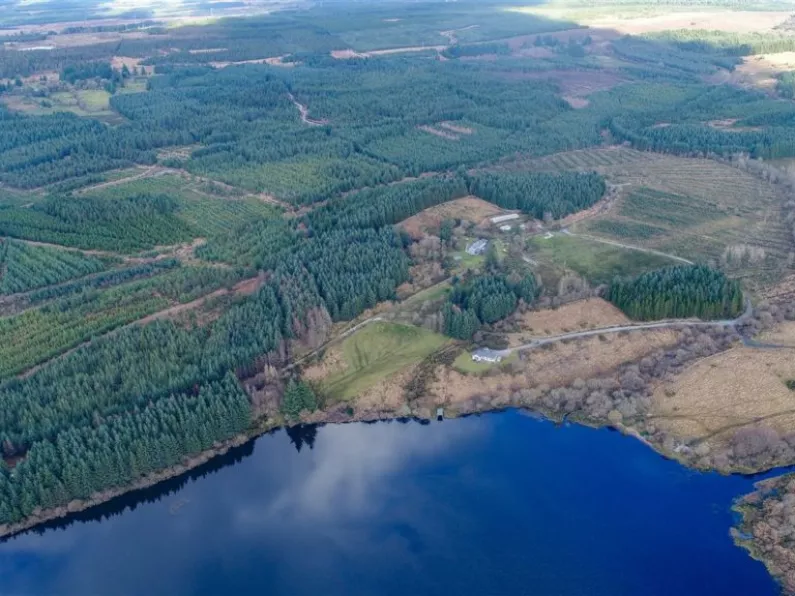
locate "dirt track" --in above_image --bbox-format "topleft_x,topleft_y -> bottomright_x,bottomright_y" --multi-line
505,299 -> 753,356
288,92 -> 328,126
561,228 -> 694,265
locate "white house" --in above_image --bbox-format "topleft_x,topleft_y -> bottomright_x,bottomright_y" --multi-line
472,348 -> 503,363
466,239 -> 488,255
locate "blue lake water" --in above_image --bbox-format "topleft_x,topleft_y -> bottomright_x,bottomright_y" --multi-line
0,410 -> 780,595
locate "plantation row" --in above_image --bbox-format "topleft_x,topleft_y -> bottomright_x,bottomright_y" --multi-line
605,265 -> 744,321
0,264 -> 241,379
443,273 -> 538,340
26,259 -> 180,303
0,194 -> 194,252
0,239 -> 107,295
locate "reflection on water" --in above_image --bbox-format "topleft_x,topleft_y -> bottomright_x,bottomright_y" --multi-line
0,412 -> 780,596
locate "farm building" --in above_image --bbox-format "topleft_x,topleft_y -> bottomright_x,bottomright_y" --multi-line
466,239 -> 489,255
490,213 -> 520,225
499,225 -> 512,232
472,348 -> 504,363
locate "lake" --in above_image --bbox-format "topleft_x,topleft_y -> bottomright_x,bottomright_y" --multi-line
0,410 -> 779,595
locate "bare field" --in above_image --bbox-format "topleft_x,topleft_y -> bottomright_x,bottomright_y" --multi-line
588,11 -> 792,35
7,30 -> 161,50
511,298 -> 630,340
714,52 -> 795,93
760,322 -> 795,346
210,55 -> 296,69
761,274 -> 795,305
562,95 -> 589,109
332,46 -> 444,59
439,122 -> 474,135
399,196 -> 504,238
429,329 -> 681,405
111,56 -> 152,75
650,346 -> 795,450
499,69 -> 625,97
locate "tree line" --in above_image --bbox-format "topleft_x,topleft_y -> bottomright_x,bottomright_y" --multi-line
443,273 -> 537,340
605,265 -> 744,321
0,374 -> 250,525
0,194 -> 195,252
0,239 -> 106,295
467,171 -> 606,220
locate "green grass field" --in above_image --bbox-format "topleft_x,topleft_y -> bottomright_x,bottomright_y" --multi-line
320,322 -> 448,401
76,90 -> 111,111
527,233 -> 675,285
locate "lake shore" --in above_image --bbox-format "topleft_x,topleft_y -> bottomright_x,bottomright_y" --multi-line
0,395 -> 784,561
732,473 -> 795,596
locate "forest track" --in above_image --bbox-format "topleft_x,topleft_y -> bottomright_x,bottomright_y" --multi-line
16,275 -> 263,379
286,316 -> 385,371
439,24 -> 479,45
74,165 -> 164,195
287,92 -> 328,126
560,228 -> 694,265
7,237 -> 136,260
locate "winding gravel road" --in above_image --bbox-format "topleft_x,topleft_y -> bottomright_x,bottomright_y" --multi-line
502,299 -> 754,356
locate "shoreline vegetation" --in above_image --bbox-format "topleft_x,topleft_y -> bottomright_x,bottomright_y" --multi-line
6,0 -> 795,592
0,398 -> 740,542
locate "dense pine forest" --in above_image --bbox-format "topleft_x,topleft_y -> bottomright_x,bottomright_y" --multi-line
0,0 -> 790,530
605,265 -> 744,321
468,172 -> 606,220
443,273 -> 538,340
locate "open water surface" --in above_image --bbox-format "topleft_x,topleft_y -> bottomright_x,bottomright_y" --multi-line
0,410 -> 780,595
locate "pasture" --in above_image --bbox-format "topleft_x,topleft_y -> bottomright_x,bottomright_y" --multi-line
526,232 -> 674,285
311,322 -> 448,402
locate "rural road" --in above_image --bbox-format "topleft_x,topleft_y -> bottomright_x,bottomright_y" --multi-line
503,299 -> 755,356
560,228 -> 694,265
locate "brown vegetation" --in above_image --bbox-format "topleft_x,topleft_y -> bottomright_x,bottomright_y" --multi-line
399,196 -> 503,238
649,346 -> 795,458
734,474 -> 795,596
760,322 -> 795,346
429,328 -> 681,407
590,11 -> 792,35
711,52 -> 795,94
511,298 -> 629,339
